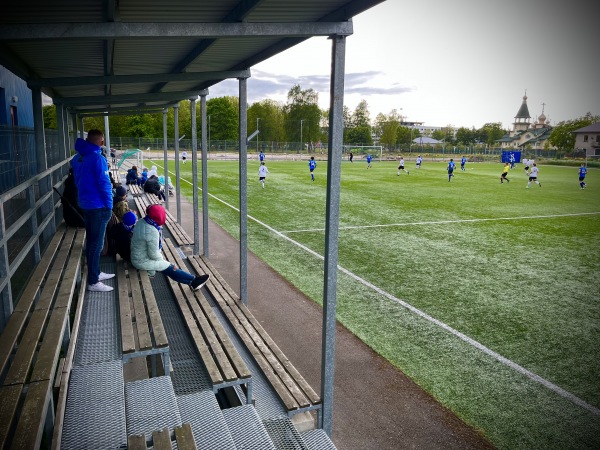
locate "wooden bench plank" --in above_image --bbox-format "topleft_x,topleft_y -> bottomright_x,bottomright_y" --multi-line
117,258 -> 136,354
3,228 -> 79,387
152,427 -> 173,450
29,306 -> 68,383
34,227 -> 77,311
0,384 -> 22,448
13,225 -> 65,313
3,309 -> 51,386
128,433 -> 148,450
194,255 -> 320,409
175,424 -> 197,450
52,230 -> 85,310
129,268 -> 153,351
11,380 -> 52,450
198,254 -> 319,404
0,311 -> 27,377
159,243 -> 222,384
51,275 -> 88,450
138,270 -> 168,348
162,241 -> 238,382
207,283 -> 300,410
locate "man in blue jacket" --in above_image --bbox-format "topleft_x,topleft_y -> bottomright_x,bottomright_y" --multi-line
71,129 -> 115,292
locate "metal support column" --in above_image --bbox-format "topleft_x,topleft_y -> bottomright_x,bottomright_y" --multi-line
163,109 -> 169,209
31,88 -> 47,174
71,112 -> 78,150
200,90 -> 209,257
56,103 -> 67,162
78,116 -> 84,139
321,35 -> 346,436
238,77 -> 248,305
174,106 -> 182,224
190,97 -> 200,256
104,115 -> 111,157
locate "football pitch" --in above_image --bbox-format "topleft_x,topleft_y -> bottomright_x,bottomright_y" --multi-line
155,158 -> 600,449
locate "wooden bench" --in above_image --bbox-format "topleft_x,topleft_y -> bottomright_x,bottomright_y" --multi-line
161,238 -> 252,402
189,254 -> 322,419
129,183 -> 144,197
127,423 -> 196,450
133,192 -> 194,247
116,255 -> 170,377
0,224 -> 85,449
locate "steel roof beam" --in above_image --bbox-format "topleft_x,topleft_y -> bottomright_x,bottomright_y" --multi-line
56,90 -> 202,106
77,109 -> 166,117
28,69 -> 251,88
0,22 -> 353,40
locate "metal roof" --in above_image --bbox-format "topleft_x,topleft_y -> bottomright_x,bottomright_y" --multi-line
0,0 -> 385,113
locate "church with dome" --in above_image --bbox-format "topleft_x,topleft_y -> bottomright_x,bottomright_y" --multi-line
496,92 -> 556,151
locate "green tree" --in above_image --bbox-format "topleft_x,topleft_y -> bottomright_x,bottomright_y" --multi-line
396,126 -> 415,146
455,127 -> 477,145
248,99 -> 285,146
549,113 -> 600,150
43,105 -> 57,129
431,129 -> 445,141
375,109 -> 401,149
345,126 -> 373,145
477,122 -> 506,146
352,99 -> 371,127
283,84 -> 321,149
207,96 -> 239,141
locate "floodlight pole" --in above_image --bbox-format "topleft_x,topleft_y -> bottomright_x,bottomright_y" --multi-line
256,117 -> 261,154
300,119 -> 304,153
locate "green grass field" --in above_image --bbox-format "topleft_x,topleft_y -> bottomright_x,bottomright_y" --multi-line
155,157 -> 600,449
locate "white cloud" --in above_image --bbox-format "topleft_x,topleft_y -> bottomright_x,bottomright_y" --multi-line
211,0 -> 598,129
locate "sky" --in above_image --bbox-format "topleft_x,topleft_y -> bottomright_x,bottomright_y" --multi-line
210,0 -> 599,130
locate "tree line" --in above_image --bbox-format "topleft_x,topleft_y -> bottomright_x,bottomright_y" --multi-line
42,85 -> 597,151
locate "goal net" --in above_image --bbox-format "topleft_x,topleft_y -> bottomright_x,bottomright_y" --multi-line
342,145 -> 383,161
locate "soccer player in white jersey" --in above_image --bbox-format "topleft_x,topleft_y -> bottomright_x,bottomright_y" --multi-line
527,163 -> 541,188
258,161 -> 269,188
397,157 -> 410,176
416,155 -> 422,168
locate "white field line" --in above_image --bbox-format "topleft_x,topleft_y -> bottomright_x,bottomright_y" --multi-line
282,212 -> 600,234
154,162 -> 600,416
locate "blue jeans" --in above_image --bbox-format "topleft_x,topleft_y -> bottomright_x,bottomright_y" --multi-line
161,264 -> 194,285
82,207 -> 112,285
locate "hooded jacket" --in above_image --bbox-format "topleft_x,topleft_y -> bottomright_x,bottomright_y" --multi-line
70,138 -> 113,210
130,216 -> 170,275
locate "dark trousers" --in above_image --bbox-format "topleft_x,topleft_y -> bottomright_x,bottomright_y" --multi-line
82,207 -> 112,284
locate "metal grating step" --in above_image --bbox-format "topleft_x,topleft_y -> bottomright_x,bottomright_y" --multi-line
222,405 -> 277,450
263,417 -> 309,450
177,390 -> 237,450
150,272 -> 213,394
125,376 -> 182,441
61,359 -> 126,449
73,261 -> 121,366
301,429 -> 338,450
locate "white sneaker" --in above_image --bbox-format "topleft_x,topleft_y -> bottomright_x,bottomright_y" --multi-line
88,282 -> 114,292
99,272 -> 115,281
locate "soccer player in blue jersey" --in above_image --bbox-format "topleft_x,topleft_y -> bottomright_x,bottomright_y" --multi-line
309,156 -> 317,181
366,154 -> 372,169
259,151 -> 265,162
579,163 -> 587,189
461,155 -> 467,171
447,159 -> 456,181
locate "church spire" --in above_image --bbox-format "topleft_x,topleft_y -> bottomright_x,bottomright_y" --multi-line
515,90 -> 531,119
